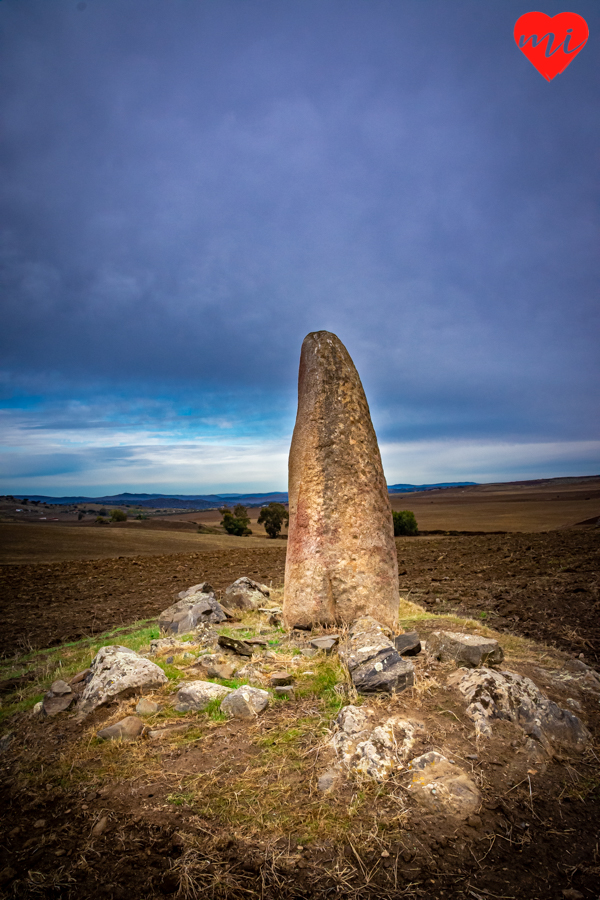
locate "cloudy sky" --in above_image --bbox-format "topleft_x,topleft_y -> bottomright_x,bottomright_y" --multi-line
1,0 -> 598,496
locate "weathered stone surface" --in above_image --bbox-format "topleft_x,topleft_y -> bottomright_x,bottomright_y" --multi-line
50,679 -> 72,695
78,646 -> 168,717
270,671 -> 294,686
174,680 -> 232,712
394,632 -> 421,656
97,715 -> 145,741
136,698 -> 160,715
449,667 -> 590,756
224,577 -> 270,611
339,616 -> 414,693
274,685 -> 295,698
427,631 -> 504,668
283,332 -> 399,629
220,686 -> 270,718
332,705 -> 425,781
218,635 -> 254,657
159,592 -> 226,633
310,636 -> 339,652
352,653 -> 415,693
42,681 -> 76,717
178,582 -> 213,600
407,751 -> 481,818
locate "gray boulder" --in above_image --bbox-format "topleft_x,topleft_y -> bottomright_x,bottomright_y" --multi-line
224,577 -> 270,611
427,631 -> 504,668
220,686 -> 270,718
449,667 -> 590,756
178,582 -> 213,600
78,646 -> 168,717
174,680 -> 232,712
159,592 -> 226,633
339,616 -> 414,693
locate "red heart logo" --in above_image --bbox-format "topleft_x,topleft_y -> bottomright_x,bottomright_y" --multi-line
514,12 -> 588,80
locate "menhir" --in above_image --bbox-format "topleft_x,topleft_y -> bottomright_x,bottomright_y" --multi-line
283,331 -> 399,630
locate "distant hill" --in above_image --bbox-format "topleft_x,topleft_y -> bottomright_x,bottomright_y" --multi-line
13,485 -> 478,508
387,482 -> 478,493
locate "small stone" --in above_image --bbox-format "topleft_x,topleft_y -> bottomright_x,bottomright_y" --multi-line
92,816 -> 108,837
381,850 -> 390,858
70,669 -> 91,685
467,814 -> 482,828
32,701 -> 43,715
217,635 -> 254,657
50,679 -> 73,695
136,698 -> 160,716
394,632 -> 421,656
174,680 -> 232,712
166,656 -> 174,664
0,732 -> 14,753
562,890 -> 584,900
97,716 -> 145,741
301,648 -> 318,658
309,636 -> 339,653
270,671 -> 294,687
274,686 -> 295,698
33,819 -> 46,829
220,686 -> 269,719
55,849 -> 66,857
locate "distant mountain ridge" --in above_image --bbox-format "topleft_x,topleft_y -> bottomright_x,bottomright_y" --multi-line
13,484 -> 478,508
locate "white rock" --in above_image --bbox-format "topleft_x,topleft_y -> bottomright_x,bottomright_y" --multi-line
174,680 -> 232,712
220,686 -> 269,718
408,751 -> 481,819
78,646 -> 168,717
449,667 -> 590,756
337,705 -> 371,735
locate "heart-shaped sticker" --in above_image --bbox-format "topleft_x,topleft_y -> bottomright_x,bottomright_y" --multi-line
514,12 -> 588,80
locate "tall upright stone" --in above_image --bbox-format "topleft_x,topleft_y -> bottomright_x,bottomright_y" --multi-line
284,331 -> 399,629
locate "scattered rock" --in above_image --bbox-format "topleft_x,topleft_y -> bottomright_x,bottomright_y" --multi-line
408,751 -> 481,818
301,648 -> 318,658
331,705 -> 425,781
449,667 -> 590,756
283,331 -> 399,629
177,582 -> 213,600
91,816 -> 108,837
274,686 -> 295,698
174,680 -> 232,712
339,617 -> 414,693
33,819 -> 46,829
42,681 -> 76,717
78,646 -> 168,717
97,715 -> 145,741
394,632 -> 421,656
562,889 -> 584,900
270,671 -> 294,686
148,724 -> 194,739
32,701 -> 43,715
427,631 -> 504,668
217,635 -> 254,657
220,686 -> 270,718
317,769 -> 339,792
136,698 -> 160,715
224,577 -> 270,611
159,592 -> 226,633
0,732 -> 14,753
309,636 -> 339,653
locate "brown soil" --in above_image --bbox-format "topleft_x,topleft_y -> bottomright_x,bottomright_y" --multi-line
1,529 -> 598,664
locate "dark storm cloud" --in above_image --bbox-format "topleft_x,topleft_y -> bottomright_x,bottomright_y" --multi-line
0,0 -> 598,490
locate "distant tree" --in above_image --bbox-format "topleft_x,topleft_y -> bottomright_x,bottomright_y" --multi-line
98,508 -> 107,516
258,502 -> 289,538
110,508 -> 128,522
392,510 -> 418,536
219,505 -> 252,536
78,512 -> 84,520
95,516 -> 108,524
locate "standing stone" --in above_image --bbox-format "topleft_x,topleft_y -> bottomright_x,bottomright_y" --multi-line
284,332 -> 399,629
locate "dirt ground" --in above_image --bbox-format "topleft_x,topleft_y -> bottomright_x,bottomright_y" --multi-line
0,483 -> 599,899
1,529 -> 598,664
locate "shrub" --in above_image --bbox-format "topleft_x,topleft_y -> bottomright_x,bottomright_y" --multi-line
110,509 -> 128,522
95,516 -> 108,524
219,505 -> 252,536
98,508 -> 107,516
258,502 -> 289,538
392,510 -> 418,536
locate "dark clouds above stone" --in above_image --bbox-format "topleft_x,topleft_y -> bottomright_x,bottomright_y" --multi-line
0,0 -> 598,473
